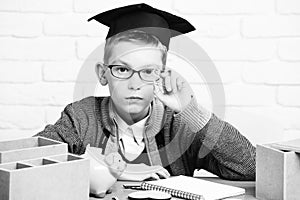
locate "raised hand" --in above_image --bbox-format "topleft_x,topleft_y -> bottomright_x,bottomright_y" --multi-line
153,69 -> 194,113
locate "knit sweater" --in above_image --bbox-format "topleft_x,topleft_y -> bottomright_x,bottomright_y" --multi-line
36,96 -> 256,181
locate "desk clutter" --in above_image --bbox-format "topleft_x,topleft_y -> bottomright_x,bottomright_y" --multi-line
83,144 -> 126,198
131,175 -> 245,200
0,136 -> 89,200
256,138 -> 300,200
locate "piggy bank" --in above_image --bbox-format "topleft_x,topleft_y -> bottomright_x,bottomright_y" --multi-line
83,145 -> 126,198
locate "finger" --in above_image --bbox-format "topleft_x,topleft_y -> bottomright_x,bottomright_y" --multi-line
164,75 -> 172,93
150,173 -> 160,180
161,70 -> 172,93
155,78 -> 164,93
171,76 -> 179,94
152,166 -> 171,179
156,170 -> 170,179
161,168 -> 171,177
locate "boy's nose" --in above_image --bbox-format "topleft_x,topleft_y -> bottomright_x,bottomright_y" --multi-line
127,72 -> 143,90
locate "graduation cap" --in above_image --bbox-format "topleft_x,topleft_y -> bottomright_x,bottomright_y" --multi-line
87,3 -> 195,48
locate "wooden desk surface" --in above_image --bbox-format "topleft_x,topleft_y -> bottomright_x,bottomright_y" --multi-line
90,177 -> 257,200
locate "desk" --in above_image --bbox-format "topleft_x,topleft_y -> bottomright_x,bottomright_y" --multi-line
90,177 -> 257,200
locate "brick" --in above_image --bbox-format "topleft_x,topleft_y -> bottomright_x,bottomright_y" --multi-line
190,84 -> 276,112
277,0 -> 300,14
43,60 -> 99,83
37,83 -> 75,106
167,57 -> 206,83
174,0 -> 274,14
0,0 -> 71,13
19,0 -> 72,13
224,107 -> 285,144
43,61 -> 82,82
0,61 -> 42,83
213,62 -> 243,83
0,13 -> 43,37
44,14 -> 105,37
167,57 -> 242,83
0,38 -> 75,61
180,16 -> 240,38
0,0 -> 19,11
191,39 -> 276,61
242,16 -> 300,38
224,84 -> 277,106
0,83 -> 75,106
278,39 -> 300,61
277,86 -> 300,106
0,129 -> 43,141
76,38 -> 106,60
45,106 -> 64,124
0,105 -> 44,129
74,0 -> 174,13
71,82 -> 109,101
231,107 -> 300,130
282,108 -> 300,129
242,61 -> 300,85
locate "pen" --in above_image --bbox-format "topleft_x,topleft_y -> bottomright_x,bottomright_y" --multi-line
123,183 -> 142,190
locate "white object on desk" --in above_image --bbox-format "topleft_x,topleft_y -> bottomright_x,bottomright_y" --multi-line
141,175 -> 245,200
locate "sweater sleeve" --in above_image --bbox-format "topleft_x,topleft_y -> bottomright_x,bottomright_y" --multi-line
174,98 -> 256,181
34,103 -> 85,155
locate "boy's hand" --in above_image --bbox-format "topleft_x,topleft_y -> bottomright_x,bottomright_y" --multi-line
154,69 -> 194,113
118,163 -> 170,181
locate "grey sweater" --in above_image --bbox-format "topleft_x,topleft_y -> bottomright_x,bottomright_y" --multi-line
36,96 -> 256,180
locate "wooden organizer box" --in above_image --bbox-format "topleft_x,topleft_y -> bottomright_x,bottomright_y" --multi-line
0,137 -> 89,200
256,143 -> 300,200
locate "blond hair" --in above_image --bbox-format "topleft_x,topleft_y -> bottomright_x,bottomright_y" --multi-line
104,30 -> 167,65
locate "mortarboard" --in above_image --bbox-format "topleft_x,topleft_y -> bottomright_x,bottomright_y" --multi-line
87,3 -> 195,48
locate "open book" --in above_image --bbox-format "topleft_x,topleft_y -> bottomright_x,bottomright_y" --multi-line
140,175 -> 245,200
270,138 -> 300,153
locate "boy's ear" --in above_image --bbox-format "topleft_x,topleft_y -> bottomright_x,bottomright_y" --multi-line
95,62 -> 108,86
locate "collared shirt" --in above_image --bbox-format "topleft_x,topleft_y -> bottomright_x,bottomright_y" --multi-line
113,105 -> 152,161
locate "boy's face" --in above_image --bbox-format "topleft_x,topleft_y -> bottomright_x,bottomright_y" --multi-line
104,41 -> 164,122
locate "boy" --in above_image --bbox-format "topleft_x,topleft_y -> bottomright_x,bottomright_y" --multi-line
36,3 -> 255,181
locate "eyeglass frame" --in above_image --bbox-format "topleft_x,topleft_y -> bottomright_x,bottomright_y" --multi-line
103,63 -> 163,82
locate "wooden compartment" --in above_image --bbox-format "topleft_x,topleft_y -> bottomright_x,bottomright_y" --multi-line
49,154 -> 83,162
0,154 -> 89,200
256,144 -> 300,200
0,136 -> 67,163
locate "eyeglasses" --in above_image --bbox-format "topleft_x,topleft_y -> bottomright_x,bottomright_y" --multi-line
104,64 -> 162,82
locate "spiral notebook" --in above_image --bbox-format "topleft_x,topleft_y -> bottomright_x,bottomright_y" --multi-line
140,175 -> 245,200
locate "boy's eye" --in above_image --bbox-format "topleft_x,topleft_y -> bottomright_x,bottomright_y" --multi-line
142,68 -> 159,75
144,69 -> 154,74
114,66 -> 130,73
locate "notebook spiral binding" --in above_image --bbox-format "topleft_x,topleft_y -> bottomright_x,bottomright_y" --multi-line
141,182 -> 204,200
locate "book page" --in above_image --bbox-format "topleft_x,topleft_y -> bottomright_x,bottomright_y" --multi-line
146,175 -> 245,200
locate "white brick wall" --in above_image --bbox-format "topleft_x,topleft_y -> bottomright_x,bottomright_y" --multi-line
278,39 -> 300,61
0,0 -> 299,142
277,0 -> 300,14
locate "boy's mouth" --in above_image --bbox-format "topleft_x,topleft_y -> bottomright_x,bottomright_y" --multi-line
126,96 -> 143,100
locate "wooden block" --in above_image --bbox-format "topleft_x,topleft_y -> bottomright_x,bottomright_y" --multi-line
0,137 -> 67,163
256,144 -> 300,200
0,154 -> 89,200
